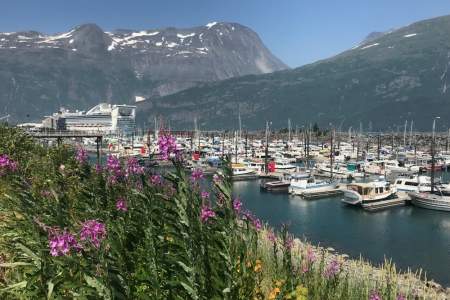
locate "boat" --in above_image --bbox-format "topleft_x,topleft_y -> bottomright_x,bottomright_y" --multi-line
274,159 -> 297,171
342,178 -> 398,209
260,178 -> 290,192
393,175 -> 433,193
289,175 -> 338,196
230,163 -> 258,180
408,192 -> 450,211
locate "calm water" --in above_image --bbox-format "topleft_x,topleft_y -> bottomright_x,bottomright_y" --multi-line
233,179 -> 450,287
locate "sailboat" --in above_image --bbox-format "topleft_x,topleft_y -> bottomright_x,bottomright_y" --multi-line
408,118 -> 450,212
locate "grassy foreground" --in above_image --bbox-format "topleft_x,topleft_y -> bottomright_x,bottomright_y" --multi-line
0,127 -> 447,299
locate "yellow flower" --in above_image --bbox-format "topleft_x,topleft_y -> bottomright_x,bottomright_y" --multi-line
295,285 -> 308,300
254,259 -> 262,273
275,279 -> 285,287
268,287 -> 281,300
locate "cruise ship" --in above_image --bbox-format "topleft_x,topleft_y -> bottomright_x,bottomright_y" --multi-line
42,103 -> 136,134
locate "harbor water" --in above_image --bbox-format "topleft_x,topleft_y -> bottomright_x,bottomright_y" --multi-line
233,178 -> 450,287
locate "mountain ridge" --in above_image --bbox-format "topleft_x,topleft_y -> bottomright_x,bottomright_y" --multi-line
137,14 -> 450,131
0,21 -> 287,122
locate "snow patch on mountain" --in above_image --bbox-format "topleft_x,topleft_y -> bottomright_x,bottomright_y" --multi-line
206,22 -> 218,29
361,43 -> 379,50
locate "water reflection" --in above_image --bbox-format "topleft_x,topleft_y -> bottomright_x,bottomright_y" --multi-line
234,179 -> 450,287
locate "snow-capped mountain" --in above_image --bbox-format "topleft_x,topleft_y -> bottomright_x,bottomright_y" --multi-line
0,22 -> 287,121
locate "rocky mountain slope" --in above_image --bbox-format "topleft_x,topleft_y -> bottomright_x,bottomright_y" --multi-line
138,15 -> 450,131
0,22 -> 287,122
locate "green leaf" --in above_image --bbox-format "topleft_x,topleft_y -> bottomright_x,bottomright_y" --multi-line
0,262 -> 33,268
47,280 -> 54,300
1,280 -> 27,291
84,274 -> 111,300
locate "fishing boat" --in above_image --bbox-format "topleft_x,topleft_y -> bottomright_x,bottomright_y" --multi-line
289,175 -> 338,196
408,192 -> 450,211
274,159 -> 297,171
393,175 -> 433,193
342,178 -> 398,209
230,163 -> 258,180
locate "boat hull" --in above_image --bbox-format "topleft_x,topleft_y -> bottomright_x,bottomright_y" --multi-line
409,193 -> 450,212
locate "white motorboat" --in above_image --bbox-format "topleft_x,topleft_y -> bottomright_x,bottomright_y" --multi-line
289,175 -> 338,196
342,178 -> 397,208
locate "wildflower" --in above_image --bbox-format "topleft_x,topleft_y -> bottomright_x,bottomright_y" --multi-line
254,259 -> 262,273
201,191 -> 210,199
268,287 -> 281,300
213,173 -> 221,183
369,290 -> 382,300
48,230 -> 81,256
200,205 -> 216,223
284,236 -> 294,250
75,146 -> 88,164
267,230 -> 276,243
191,168 -> 204,181
233,197 -> 242,213
253,217 -> 262,231
158,134 -> 177,160
106,155 -> 122,184
306,247 -> 316,263
116,198 -> 128,212
0,154 -> 17,174
150,174 -> 162,185
323,257 -> 341,279
59,164 -> 65,172
125,156 -> 144,177
295,285 -> 308,300
79,220 -> 107,249
396,294 -> 405,300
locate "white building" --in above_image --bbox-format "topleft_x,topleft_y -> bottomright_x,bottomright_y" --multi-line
43,103 -> 137,134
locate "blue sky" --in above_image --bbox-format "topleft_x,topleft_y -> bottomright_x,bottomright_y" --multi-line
2,0 -> 450,67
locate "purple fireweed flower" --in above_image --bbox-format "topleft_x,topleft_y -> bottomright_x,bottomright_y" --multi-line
150,174 -> 162,185
267,230 -> 276,243
213,174 -> 221,183
201,191 -> 210,199
48,230 -> 81,257
106,155 -> 122,184
369,290 -> 382,300
200,205 -> 216,223
396,294 -> 405,300
158,134 -> 177,160
284,236 -> 294,250
125,157 -> 144,177
116,198 -> 128,212
233,198 -> 242,213
0,154 -> 18,175
253,218 -> 262,231
323,257 -> 341,279
191,168 -> 204,181
306,247 -> 316,263
75,146 -> 88,164
79,220 -> 107,249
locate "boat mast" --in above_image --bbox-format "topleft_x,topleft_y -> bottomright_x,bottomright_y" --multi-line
431,117 -> 440,193
330,126 -> 334,179
265,121 -> 269,174
403,120 -> 408,147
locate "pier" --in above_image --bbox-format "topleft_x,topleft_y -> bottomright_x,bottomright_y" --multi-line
26,130 -> 104,164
